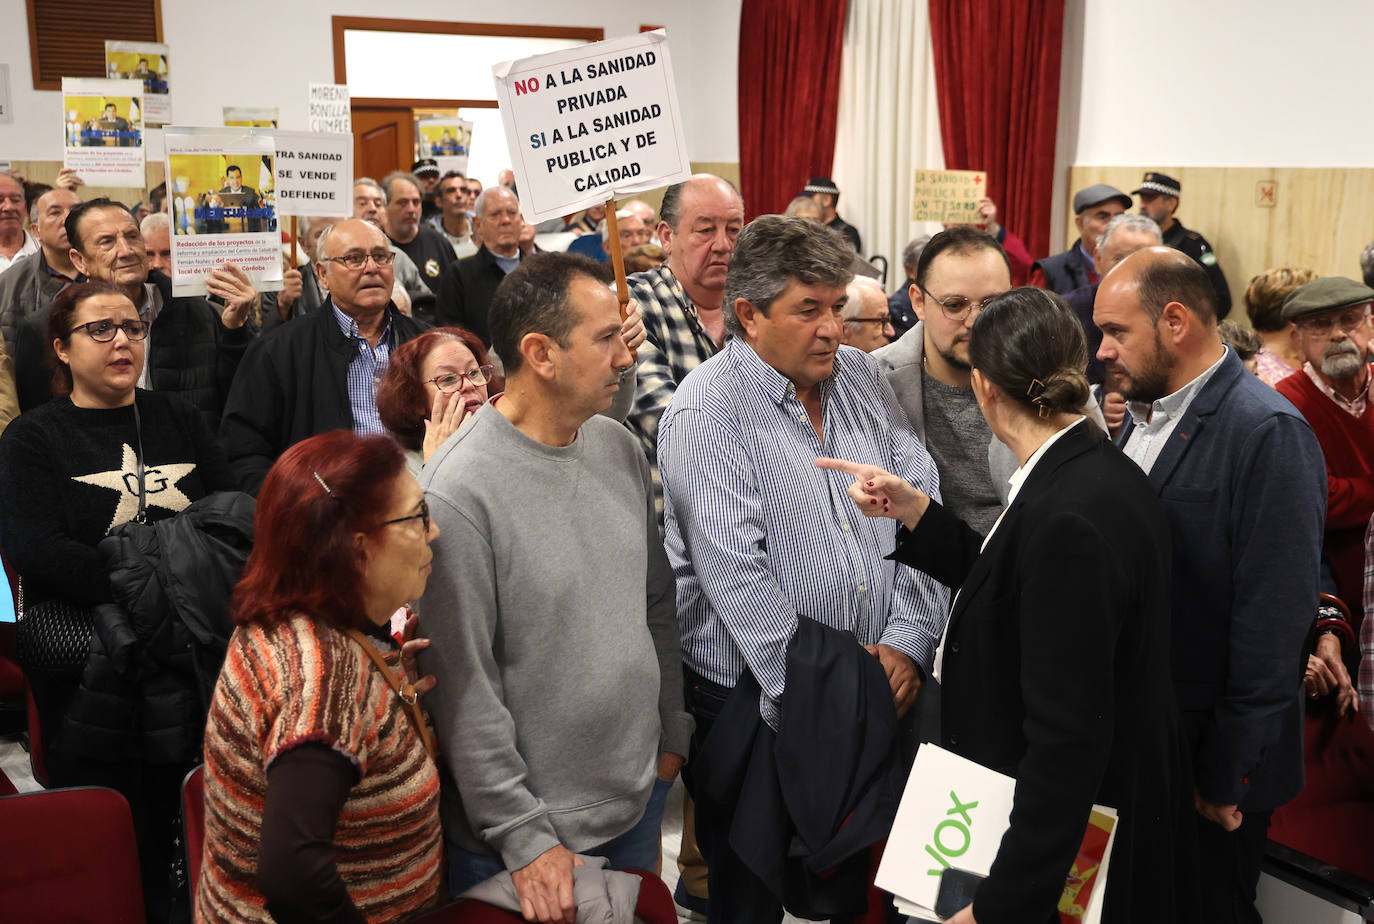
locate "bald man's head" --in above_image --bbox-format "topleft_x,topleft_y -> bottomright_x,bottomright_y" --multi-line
1106,247 -> 1217,325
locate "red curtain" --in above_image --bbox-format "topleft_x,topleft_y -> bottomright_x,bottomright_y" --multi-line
737,0 -> 849,219
929,0 -> 1064,260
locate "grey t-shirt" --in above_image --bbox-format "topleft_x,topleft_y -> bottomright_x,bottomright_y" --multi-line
920,368 -> 1003,536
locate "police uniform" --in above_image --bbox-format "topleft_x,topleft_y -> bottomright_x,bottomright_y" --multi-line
1135,172 -> 1232,318
803,177 -> 863,253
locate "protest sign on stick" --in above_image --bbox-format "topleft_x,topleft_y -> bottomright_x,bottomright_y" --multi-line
308,84 -> 351,133
415,117 -> 472,177
493,29 -> 691,324
164,127 -> 283,297
910,169 -> 987,223
62,78 -> 145,186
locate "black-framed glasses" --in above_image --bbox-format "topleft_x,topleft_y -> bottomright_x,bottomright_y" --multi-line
919,286 -> 996,322
1299,307 -> 1372,336
381,498 -> 430,533
69,319 -> 150,342
319,249 -> 396,270
426,365 -> 494,392
848,315 -> 894,327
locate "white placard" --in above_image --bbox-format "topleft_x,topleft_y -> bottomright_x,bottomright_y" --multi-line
415,117 -> 472,177
62,78 -> 145,187
164,127 -> 283,297
105,41 -> 170,125
273,131 -> 353,217
0,64 -> 12,125
492,29 -> 691,224
308,83 -> 351,133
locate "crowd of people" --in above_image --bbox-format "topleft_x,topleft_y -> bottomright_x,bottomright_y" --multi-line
0,157 -> 1371,924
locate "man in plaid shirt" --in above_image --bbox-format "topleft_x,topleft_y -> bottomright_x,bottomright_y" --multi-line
626,175 -> 744,515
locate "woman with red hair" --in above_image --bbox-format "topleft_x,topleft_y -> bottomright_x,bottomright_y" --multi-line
376,326 -> 495,473
196,431 -> 445,923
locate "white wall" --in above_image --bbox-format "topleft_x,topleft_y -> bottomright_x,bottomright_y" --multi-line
0,0 -> 740,172
1068,0 -> 1374,167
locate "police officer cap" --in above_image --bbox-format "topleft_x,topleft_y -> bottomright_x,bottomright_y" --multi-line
412,158 -> 440,177
1072,184 -> 1133,214
1133,172 -> 1181,198
803,177 -> 841,197
1281,276 -> 1374,323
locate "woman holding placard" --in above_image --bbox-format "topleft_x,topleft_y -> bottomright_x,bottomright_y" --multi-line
817,287 -> 1196,923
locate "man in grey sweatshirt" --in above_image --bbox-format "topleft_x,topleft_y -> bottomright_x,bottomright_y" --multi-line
418,252 -> 692,922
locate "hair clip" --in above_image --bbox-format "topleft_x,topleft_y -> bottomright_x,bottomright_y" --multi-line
310,467 -> 336,498
1026,378 -> 1046,399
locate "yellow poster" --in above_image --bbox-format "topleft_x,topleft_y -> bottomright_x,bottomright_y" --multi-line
911,169 -> 987,223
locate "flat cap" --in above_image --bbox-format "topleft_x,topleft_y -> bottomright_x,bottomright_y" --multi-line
1281,276 -> 1374,322
1072,183 -> 1132,214
1133,172 -> 1181,198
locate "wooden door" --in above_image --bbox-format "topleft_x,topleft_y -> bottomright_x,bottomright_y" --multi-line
352,107 -> 414,180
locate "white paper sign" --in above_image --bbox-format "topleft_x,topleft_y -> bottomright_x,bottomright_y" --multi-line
164,127 -> 283,297
223,107 -> 278,128
273,131 -> 353,217
105,41 -> 170,125
62,78 -> 145,186
308,83 -> 351,134
492,29 -> 691,224
0,64 -> 12,125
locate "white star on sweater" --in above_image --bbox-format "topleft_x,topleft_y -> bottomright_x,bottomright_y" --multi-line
71,443 -> 197,534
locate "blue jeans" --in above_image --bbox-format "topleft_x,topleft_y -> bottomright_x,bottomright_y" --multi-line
448,775 -> 673,898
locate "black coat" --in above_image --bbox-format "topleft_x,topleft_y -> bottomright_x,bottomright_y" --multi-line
1030,239 -> 1092,295
218,299 -> 425,493
688,618 -> 902,918
14,270 -> 251,427
893,422 -> 1197,924
434,245 -> 525,346
59,491 -> 255,767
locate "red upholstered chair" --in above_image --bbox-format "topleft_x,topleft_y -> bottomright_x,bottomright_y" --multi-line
409,869 -> 679,923
182,764 -> 206,895
0,786 -> 145,921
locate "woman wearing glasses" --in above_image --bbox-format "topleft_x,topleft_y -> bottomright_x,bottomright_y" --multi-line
197,430 -> 444,923
376,326 -> 497,474
0,280 -> 237,916
819,288 -> 1195,923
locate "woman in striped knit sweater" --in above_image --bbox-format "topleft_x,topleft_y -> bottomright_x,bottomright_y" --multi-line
195,431 -> 444,923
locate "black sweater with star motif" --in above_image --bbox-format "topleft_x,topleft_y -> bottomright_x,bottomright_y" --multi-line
0,389 -> 234,606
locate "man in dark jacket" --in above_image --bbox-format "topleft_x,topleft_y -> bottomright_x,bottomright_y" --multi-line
219,218 -> 425,493
1030,183 -> 1132,294
0,185 -> 80,348
13,199 -> 254,424
434,186 -> 530,346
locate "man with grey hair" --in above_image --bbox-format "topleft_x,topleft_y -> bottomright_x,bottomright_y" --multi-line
140,210 -> 171,276
842,275 -> 895,352
435,186 -> 532,346
0,184 -> 80,349
353,177 -> 430,317
887,234 -> 931,336
659,215 -> 947,920
382,171 -> 456,321
1064,213 -> 1163,392
1360,241 -> 1374,290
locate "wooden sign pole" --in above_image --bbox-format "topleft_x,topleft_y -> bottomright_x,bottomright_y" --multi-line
289,215 -> 298,270
603,198 -> 637,359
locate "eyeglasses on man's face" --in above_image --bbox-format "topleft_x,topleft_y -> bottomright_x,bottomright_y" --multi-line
426,365 -> 494,393
381,498 -> 430,533
320,249 -> 396,271
70,318 -> 150,342
919,286 -> 996,322
1299,306 -> 1372,337
848,315 -> 894,327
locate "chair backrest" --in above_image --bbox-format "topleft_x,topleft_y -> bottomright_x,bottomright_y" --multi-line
182,763 -> 206,895
0,786 -> 145,921
23,680 -> 48,787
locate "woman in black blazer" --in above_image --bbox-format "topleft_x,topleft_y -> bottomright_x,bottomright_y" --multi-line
820,287 -> 1196,924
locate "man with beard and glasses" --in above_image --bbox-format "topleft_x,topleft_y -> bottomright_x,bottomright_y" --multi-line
1275,277 -> 1374,626
1096,247 -> 1325,924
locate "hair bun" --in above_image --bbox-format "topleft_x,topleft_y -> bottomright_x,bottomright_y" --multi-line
1039,368 -> 1090,415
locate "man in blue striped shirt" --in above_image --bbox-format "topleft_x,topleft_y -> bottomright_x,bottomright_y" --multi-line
659,215 -> 948,921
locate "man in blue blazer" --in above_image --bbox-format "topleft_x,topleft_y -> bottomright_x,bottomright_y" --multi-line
1095,248 -> 1326,924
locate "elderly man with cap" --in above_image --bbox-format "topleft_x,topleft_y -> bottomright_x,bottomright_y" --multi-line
1030,183 -> 1132,294
804,176 -> 862,252
1135,171 -> 1231,318
1275,277 -> 1374,625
